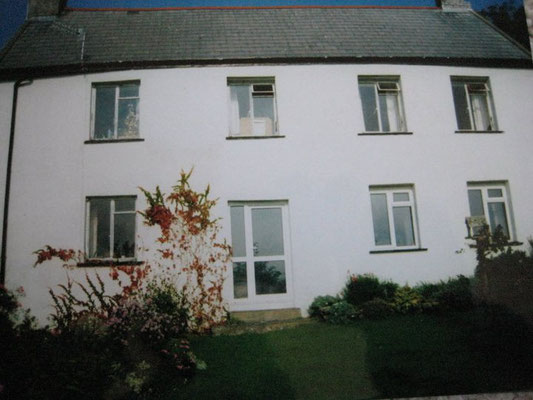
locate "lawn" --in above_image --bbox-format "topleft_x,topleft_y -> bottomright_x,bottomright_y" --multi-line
173,310 -> 533,400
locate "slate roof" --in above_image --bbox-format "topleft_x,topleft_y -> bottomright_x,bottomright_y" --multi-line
0,6 -> 530,80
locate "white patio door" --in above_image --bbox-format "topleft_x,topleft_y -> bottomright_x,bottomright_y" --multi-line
230,202 -> 293,309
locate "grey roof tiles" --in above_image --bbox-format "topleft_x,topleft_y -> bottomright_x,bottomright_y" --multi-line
0,6 -> 530,79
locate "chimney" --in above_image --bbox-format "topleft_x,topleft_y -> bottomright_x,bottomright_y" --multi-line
525,0 -> 533,57
27,0 -> 67,19
436,0 -> 472,12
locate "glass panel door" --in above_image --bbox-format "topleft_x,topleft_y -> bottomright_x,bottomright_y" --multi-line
230,203 -> 291,303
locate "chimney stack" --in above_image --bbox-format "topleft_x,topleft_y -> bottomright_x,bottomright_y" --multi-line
27,0 -> 67,19
436,0 -> 472,12
525,0 -> 533,57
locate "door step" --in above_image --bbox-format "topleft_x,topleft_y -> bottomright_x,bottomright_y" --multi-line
230,308 -> 302,323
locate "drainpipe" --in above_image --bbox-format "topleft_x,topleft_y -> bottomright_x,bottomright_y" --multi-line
1,78 -> 33,285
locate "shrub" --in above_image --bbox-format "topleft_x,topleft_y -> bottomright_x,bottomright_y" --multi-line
359,298 -> 395,319
343,274 -> 398,306
308,295 -> 341,320
392,286 -> 425,314
107,281 -> 189,347
416,275 -> 473,313
325,301 -> 359,324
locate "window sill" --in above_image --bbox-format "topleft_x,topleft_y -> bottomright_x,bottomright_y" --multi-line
84,138 -> 145,144
77,260 -> 144,267
226,135 -> 285,140
358,132 -> 413,136
467,240 -> 523,249
370,248 -> 428,254
455,130 -> 503,134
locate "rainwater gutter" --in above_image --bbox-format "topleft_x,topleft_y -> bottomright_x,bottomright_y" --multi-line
1,78 -> 33,285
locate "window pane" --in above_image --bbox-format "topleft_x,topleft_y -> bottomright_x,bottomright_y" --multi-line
230,85 -> 250,119
94,86 -> 116,139
89,199 -> 110,258
115,197 -> 136,212
371,194 -> 391,246
253,96 -> 274,120
230,206 -> 246,258
488,202 -> 509,237
393,192 -> 409,202
254,261 -> 287,295
487,189 -> 503,198
393,206 -> 415,246
114,213 -> 135,258
117,98 -> 139,138
359,84 -> 379,132
470,93 -> 491,130
233,262 -> 248,299
252,208 -> 284,256
452,82 -> 472,130
119,83 -> 139,98
468,189 -> 484,216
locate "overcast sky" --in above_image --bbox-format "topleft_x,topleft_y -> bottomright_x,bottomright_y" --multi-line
0,0 -> 522,50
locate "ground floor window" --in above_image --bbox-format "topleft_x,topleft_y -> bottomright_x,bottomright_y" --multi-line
467,182 -> 512,238
370,186 -> 419,250
86,196 -> 136,259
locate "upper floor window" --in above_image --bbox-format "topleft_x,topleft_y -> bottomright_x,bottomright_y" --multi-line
451,77 -> 497,132
466,183 -> 512,238
91,81 -> 140,140
228,77 -> 278,137
370,186 -> 419,250
86,196 -> 136,260
358,76 -> 406,133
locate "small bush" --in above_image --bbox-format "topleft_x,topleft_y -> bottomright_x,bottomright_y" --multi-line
308,295 -> 340,320
359,298 -> 395,319
343,274 -> 398,306
392,286 -> 425,314
416,275 -> 473,312
325,301 -> 359,324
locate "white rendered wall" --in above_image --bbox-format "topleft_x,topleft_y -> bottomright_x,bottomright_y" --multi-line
1,63 -> 532,322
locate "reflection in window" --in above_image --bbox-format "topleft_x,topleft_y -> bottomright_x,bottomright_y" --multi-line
254,261 -> 287,295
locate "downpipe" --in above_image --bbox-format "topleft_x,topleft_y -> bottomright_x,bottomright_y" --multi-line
1,78 -> 33,285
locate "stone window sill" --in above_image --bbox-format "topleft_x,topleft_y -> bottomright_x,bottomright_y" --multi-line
77,260 -> 144,267
84,138 -> 145,144
466,240 -> 522,249
226,135 -> 285,140
455,130 -> 503,134
358,132 -> 413,136
370,248 -> 428,254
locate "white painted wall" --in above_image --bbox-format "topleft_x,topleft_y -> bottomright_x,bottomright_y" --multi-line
1,63 -> 532,323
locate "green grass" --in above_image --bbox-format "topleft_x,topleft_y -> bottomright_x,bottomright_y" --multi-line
171,309 -> 533,400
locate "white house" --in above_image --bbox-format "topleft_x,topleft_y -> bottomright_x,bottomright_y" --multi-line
0,0 -> 532,322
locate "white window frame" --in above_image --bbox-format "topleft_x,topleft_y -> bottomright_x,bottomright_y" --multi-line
229,201 -> 293,306
451,77 -> 497,132
90,80 -> 140,140
358,76 -> 407,133
85,196 -> 137,260
466,183 -> 513,239
369,186 -> 420,250
227,77 -> 278,137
